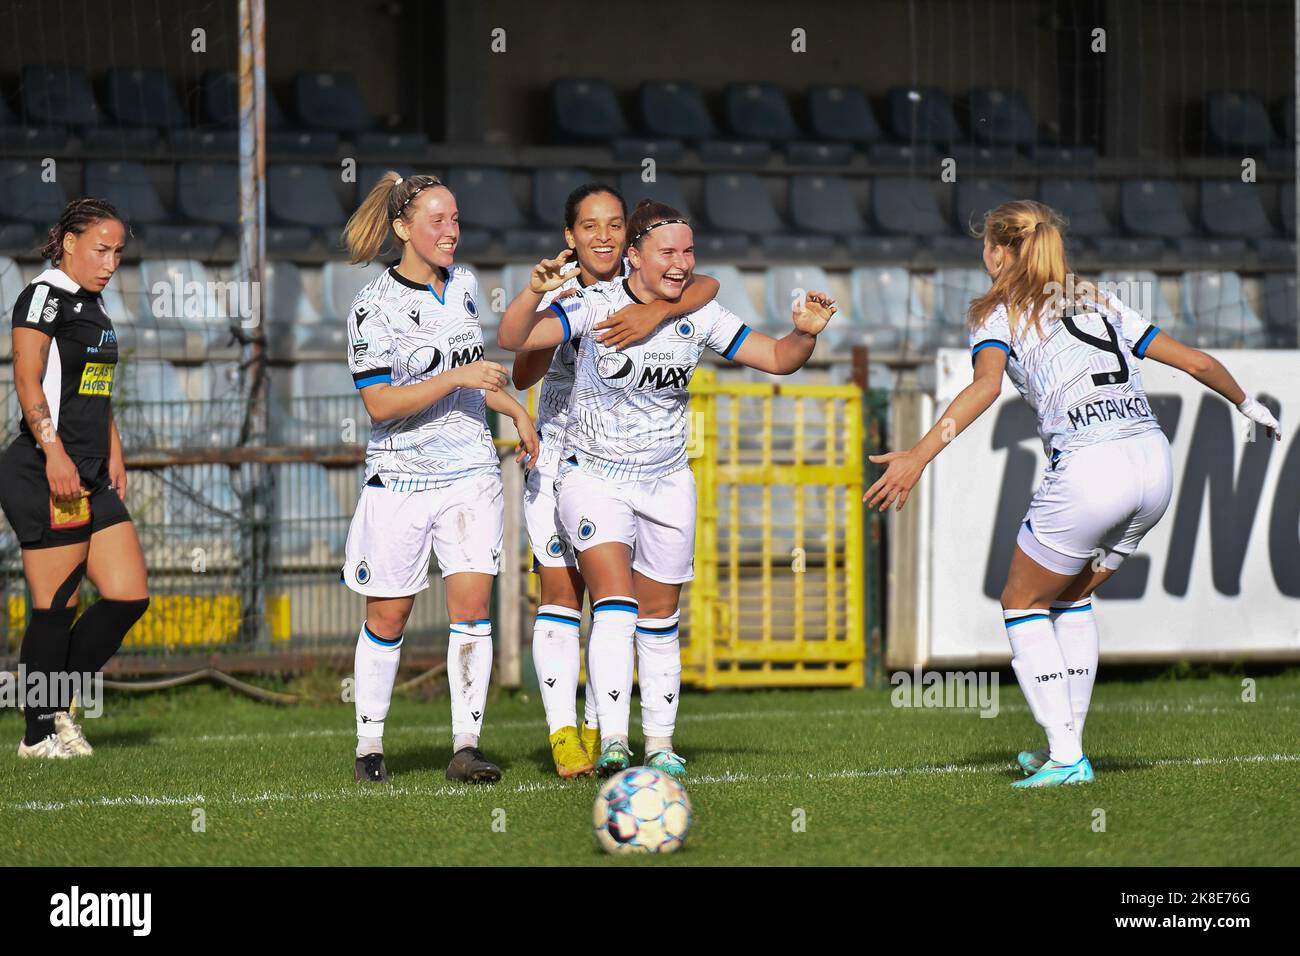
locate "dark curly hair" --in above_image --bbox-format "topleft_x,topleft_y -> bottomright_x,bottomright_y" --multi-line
41,198 -> 126,264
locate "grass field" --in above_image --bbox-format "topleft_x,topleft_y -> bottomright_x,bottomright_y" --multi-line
2,669 -> 1298,866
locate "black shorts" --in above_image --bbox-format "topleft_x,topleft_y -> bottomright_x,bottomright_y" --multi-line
0,437 -> 132,549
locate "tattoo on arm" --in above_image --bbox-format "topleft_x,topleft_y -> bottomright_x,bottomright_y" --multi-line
25,398 -> 57,445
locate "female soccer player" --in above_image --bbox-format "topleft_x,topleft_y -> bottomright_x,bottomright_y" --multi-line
500,199 -> 835,777
865,200 -> 1281,788
1,198 -> 150,758
509,183 -> 719,779
341,172 -> 538,785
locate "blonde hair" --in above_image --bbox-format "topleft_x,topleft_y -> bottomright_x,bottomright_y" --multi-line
343,172 -> 449,264
968,200 -> 1077,337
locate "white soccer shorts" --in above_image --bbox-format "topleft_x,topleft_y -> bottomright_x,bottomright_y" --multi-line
554,463 -> 697,584
342,471 -> 504,596
524,446 -> 576,570
1017,429 -> 1173,576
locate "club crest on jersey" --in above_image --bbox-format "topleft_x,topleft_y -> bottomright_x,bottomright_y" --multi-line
356,560 -> 371,585
596,351 -> 636,388
577,517 -> 596,541
674,318 -> 695,338
463,291 -> 478,318
546,534 -> 566,558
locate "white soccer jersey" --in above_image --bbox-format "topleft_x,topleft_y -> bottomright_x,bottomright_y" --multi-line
533,259 -> 631,454
969,291 -> 1164,461
347,265 -> 499,489
548,277 -> 751,481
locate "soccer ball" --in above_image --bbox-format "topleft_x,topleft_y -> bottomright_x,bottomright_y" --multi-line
592,766 -> 693,855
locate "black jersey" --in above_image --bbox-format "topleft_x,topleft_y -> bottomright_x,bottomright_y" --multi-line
10,268 -> 119,458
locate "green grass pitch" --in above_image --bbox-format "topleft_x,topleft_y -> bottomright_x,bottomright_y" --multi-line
2,669 -> 1297,866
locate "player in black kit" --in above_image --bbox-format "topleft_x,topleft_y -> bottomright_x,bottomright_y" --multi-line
1,199 -> 150,758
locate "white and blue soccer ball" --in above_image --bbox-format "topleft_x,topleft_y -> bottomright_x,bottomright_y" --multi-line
592,766 -> 693,855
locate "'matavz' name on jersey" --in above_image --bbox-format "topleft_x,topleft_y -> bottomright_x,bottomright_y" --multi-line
1068,395 -> 1153,430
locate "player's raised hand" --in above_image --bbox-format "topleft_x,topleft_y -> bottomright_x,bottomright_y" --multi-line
792,291 -> 837,336
529,249 -> 578,294
454,360 -> 509,392
595,302 -> 661,350
864,448 -> 926,513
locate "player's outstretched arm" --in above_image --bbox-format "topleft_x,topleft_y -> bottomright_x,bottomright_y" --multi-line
360,361 -> 508,422
1143,331 -> 1281,440
485,386 -> 540,466
733,291 -> 837,375
595,273 -> 721,350
498,251 -> 577,352
864,346 -> 1006,512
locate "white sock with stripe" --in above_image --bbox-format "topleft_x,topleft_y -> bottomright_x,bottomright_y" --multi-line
1004,609 -> 1082,765
1051,598 -> 1100,746
582,664 -> 598,729
448,620 -> 493,752
588,596 -> 638,746
636,611 -> 682,753
532,604 -> 581,734
354,621 -> 402,756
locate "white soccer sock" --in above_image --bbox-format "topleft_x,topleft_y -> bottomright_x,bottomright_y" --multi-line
448,620 -> 493,751
588,596 -> 638,745
1005,609 -> 1082,765
1051,598 -> 1100,746
582,662 -> 598,728
532,604 -> 581,734
636,611 -> 682,752
354,621 -> 402,755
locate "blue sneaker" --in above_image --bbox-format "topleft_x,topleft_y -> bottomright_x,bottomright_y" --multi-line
595,740 -> 632,778
1012,756 -> 1094,789
1017,749 -> 1049,775
645,748 -> 687,777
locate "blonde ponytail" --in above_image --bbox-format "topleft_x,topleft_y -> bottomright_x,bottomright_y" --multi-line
969,200 -> 1076,337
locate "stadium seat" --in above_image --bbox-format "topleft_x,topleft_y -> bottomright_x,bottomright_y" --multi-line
764,265 -> 833,332
948,145 -> 1020,169
1119,179 -> 1194,238
932,269 -> 991,348
1261,273 -> 1297,348
532,168 -> 593,226
702,173 -> 784,237
1174,238 -> 1249,263
139,259 -> 241,360
552,78 -> 628,141
849,267 -> 930,352
201,70 -> 339,156
785,142 -> 854,166
611,137 -> 686,164
692,265 -> 766,332
115,359 -> 191,449
176,163 -> 238,227
1097,269 -> 1178,337
1039,178 -> 1112,237
444,167 -> 550,255
295,71 -> 408,141
1092,237 -> 1168,262
231,259 -> 324,360
321,260 -> 386,319
1199,180 -> 1274,238
807,85 -> 882,145
1204,91 -> 1277,152
885,86 -> 962,145
1026,145 -> 1098,169
617,171 -> 693,218
266,164 -> 347,251
953,178 -> 1016,234
0,159 -> 69,227
1180,271 -> 1268,348
760,234 -> 836,259
0,256 -> 26,360
85,162 -> 221,257
104,68 -> 189,129
21,64 -> 102,127
639,81 -> 718,141
0,89 -> 68,151
866,143 -> 938,167
845,235 -> 919,261
967,88 -> 1038,146
1281,181 -> 1295,237
789,175 -> 865,236
871,177 -> 948,236
725,82 -> 817,158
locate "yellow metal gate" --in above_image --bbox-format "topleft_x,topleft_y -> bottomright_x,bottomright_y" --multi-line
684,369 -> 865,688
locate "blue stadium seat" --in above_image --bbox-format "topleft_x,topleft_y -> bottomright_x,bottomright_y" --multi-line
703,173 -> 783,236
1119,179 -> 1193,238
1199,180 -> 1274,238
692,265 -> 766,331
21,65 -> 102,127
692,233 -> 750,259
848,267 -> 927,352
789,175 -> 865,236
1039,179 -> 1111,237
321,260 -> 387,319
1026,145 -> 1098,169
532,168 -> 593,226
1276,94 -> 1295,147
1092,237 -> 1168,262
229,260 -> 321,360
871,177 -> 947,236
697,141 -> 772,165
845,235 -> 919,261
785,142 -> 854,165
949,145 -> 1020,169
267,163 -> 346,232
86,163 -> 221,257
1174,238 -> 1249,263
1096,270 -> 1177,336
611,138 -> 685,164
1205,91 -> 1277,152
294,72 -> 427,154
104,68 -> 188,129
1261,273 -> 1297,348
0,89 -> 68,151
764,265 -> 833,331
617,171 -> 692,218
761,234 -> 836,259
445,167 -> 552,256
552,78 -> 627,141
953,178 -> 1016,234
201,70 -> 338,156
115,358 -> 191,449
807,85 -> 882,144
1181,271 -> 1268,347
968,88 -> 1038,146
176,163 -> 238,227
867,143 -> 937,167
1281,181 -> 1295,237
0,158 -> 68,226
932,269 -> 991,348
639,81 -> 717,140
886,86 -> 961,145
139,259 -> 241,360
724,82 -> 801,141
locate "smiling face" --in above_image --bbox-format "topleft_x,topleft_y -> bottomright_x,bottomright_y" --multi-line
62,218 -> 125,293
628,222 -> 694,302
395,185 -> 459,270
565,191 -> 626,282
